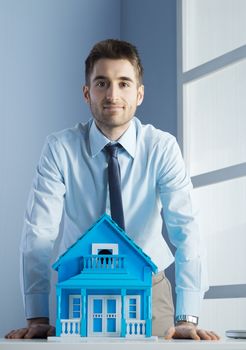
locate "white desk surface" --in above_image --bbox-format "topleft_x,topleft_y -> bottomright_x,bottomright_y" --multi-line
1,338 -> 246,350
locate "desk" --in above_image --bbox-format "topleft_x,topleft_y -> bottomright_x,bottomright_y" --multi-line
1,338 -> 246,350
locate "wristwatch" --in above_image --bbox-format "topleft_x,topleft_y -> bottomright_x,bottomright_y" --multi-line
175,315 -> 199,326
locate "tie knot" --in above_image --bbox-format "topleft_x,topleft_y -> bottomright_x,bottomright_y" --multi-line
106,143 -> 120,158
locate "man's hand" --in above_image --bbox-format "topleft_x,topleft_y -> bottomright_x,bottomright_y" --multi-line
5,317 -> 56,339
165,322 -> 220,340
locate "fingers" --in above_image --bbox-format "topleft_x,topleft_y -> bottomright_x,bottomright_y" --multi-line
5,324 -> 56,339
210,331 -> 220,340
24,327 -> 39,339
197,329 -> 210,340
189,328 -> 200,340
47,326 -> 56,337
24,324 -> 51,339
5,328 -> 29,339
164,326 -> 176,339
197,329 -> 220,340
164,325 -> 220,341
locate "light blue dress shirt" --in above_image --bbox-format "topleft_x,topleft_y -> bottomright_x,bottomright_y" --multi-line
20,117 -> 208,320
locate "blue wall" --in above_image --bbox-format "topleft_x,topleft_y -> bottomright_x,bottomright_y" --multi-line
0,0 -> 177,336
121,0 -> 177,302
0,0 -> 121,336
121,0 -> 177,136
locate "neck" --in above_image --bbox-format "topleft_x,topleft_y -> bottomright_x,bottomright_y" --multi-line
95,121 -> 131,141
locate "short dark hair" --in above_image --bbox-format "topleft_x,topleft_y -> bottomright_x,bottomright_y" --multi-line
85,39 -> 144,85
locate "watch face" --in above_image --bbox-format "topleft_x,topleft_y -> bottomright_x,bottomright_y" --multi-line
226,330 -> 246,339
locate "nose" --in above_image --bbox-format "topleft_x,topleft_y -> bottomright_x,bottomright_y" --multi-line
106,83 -> 119,101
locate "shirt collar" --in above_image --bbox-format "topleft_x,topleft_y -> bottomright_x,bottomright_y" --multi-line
89,120 -> 109,157
89,119 -> 137,158
117,120 -> 136,158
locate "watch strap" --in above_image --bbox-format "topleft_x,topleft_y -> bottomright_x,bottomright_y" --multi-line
175,315 -> 199,326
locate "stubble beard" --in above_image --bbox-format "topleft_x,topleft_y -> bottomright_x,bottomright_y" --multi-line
90,102 -> 135,131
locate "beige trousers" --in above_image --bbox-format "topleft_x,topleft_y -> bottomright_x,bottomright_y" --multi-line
152,271 -> 174,336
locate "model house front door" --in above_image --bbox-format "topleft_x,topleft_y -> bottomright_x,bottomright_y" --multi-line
88,295 -> 121,337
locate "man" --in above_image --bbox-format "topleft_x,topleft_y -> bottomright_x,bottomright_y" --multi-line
6,39 -> 219,340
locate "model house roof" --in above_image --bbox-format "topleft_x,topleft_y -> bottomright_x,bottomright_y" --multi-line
53,213 -> 157,273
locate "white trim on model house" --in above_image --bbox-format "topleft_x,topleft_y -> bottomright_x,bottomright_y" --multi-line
125,295 -> 140,320
87,295 -> 121,337
69,295 -> 82,319
92,243 -> 119,255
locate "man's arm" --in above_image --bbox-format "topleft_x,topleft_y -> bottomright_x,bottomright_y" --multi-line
158,137 -> 219,340
6,136 -> 66,339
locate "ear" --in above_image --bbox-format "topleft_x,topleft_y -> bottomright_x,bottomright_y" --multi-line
83,85 -> 90,103
137,84 -> 144,106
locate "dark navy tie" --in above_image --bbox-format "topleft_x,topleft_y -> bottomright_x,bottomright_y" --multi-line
106,143 -> 125,230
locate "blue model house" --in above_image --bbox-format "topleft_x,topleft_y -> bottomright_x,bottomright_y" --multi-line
52,214 -> 157,338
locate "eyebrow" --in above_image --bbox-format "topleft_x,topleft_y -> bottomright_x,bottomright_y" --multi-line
92,75 -> 134,83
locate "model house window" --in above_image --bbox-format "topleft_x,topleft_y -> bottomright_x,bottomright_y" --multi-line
69,295 -> 81,319
125,296 -> 140,320
92,243 -> 119,255
128,298 -> 137,319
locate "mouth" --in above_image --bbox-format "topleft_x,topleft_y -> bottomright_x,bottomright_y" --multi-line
103,105 -> 125,114
103,105 -> 124,110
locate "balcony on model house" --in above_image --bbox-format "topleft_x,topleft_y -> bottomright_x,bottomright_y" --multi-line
81,253 -> 127,273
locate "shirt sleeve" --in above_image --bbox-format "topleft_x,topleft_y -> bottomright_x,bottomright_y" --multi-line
20,135 -> 66,319
157,136 -> 209,318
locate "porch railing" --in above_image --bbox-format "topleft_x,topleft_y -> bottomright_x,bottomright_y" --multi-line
60,319 -> 80,336
81,254 -> 126,272
126,319 -> 146,337
60,318 -> 146,337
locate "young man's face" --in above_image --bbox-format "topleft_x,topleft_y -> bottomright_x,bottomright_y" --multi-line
83,58 -> 144,136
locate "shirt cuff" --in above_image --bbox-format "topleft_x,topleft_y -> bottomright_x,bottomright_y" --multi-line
24,293 -> 49,319
175,290 -> 204,318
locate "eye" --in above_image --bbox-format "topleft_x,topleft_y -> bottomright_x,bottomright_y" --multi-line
96,81 -> 106,88
119,81 -> 130,88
